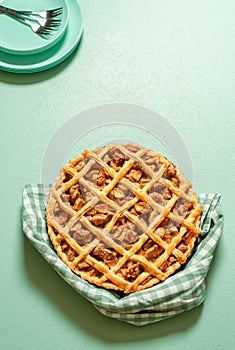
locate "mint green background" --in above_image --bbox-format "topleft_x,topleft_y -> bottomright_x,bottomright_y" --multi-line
0,0 -> 234,349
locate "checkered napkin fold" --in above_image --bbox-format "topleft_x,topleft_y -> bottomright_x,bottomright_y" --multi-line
22,184 -> 224,326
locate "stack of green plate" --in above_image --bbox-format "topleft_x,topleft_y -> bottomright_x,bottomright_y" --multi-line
0,0 -> 83,73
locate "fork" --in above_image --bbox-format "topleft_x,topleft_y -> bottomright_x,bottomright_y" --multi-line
2,12 -> 60,37
0,5 -> 62,37
19,16 -> 60,37
0,10 -> 58,38
0,5 -> 62,19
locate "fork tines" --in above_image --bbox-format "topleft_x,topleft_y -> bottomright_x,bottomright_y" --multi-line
46,7 -> 63,18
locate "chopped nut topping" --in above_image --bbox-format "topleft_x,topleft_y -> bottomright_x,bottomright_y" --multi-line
129,201 -> 154,224
183,231 -> 194,244
61,193 -> 70,204
73,197 -> 86,211
96,167 -> 112,188
152,182 -> 166,193
53,203 -> 69,227
145,245 -> 163,260
173,198 -> 193,217
139,240 -> 164,261
89,169 -> 99,182
110,219 -> 142,245
92,213 -> 111,226
150,192 -> 166,205
156,219 -> 179,242
159,255 -> 178,272
134,201 -> 148,214
155,227 -> 165,238
140,151 -> 161,171
169,256 -> 177,264
118,261 -> 142,281
83,189 -> 94,202
77,261 -> 90,270
109,157 -> 125,171
69,222 -> 94,245
165,163 -> 176,179
159,260 -> 168,272
177,243 -> 188,253
108,187 -> 125,200
85,203 -> 113,227
108,184 -> 134,205
92,245 -> 117,266
165,163 -> 179,187
67,247 -> 76,262
63,172 -> 73,183
70,184 -> 80,202
61,239 -> 68,251
126,168 -> 142,182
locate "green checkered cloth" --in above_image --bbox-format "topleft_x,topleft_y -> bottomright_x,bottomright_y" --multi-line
22,185 -> 224,326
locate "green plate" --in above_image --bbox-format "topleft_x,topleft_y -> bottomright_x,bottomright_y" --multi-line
0,0 -> 68,55
0,0 -> 83,73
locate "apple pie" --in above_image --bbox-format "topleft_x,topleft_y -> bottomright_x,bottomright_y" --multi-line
46,143 -> 202,293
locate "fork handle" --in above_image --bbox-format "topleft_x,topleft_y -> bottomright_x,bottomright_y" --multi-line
0,5 -> 42,24
0,5 -> 21,16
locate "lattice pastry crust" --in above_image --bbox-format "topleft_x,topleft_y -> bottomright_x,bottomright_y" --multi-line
46,143 -> 202,293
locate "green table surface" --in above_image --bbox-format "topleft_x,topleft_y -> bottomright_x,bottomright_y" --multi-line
1,0 -> 235,349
